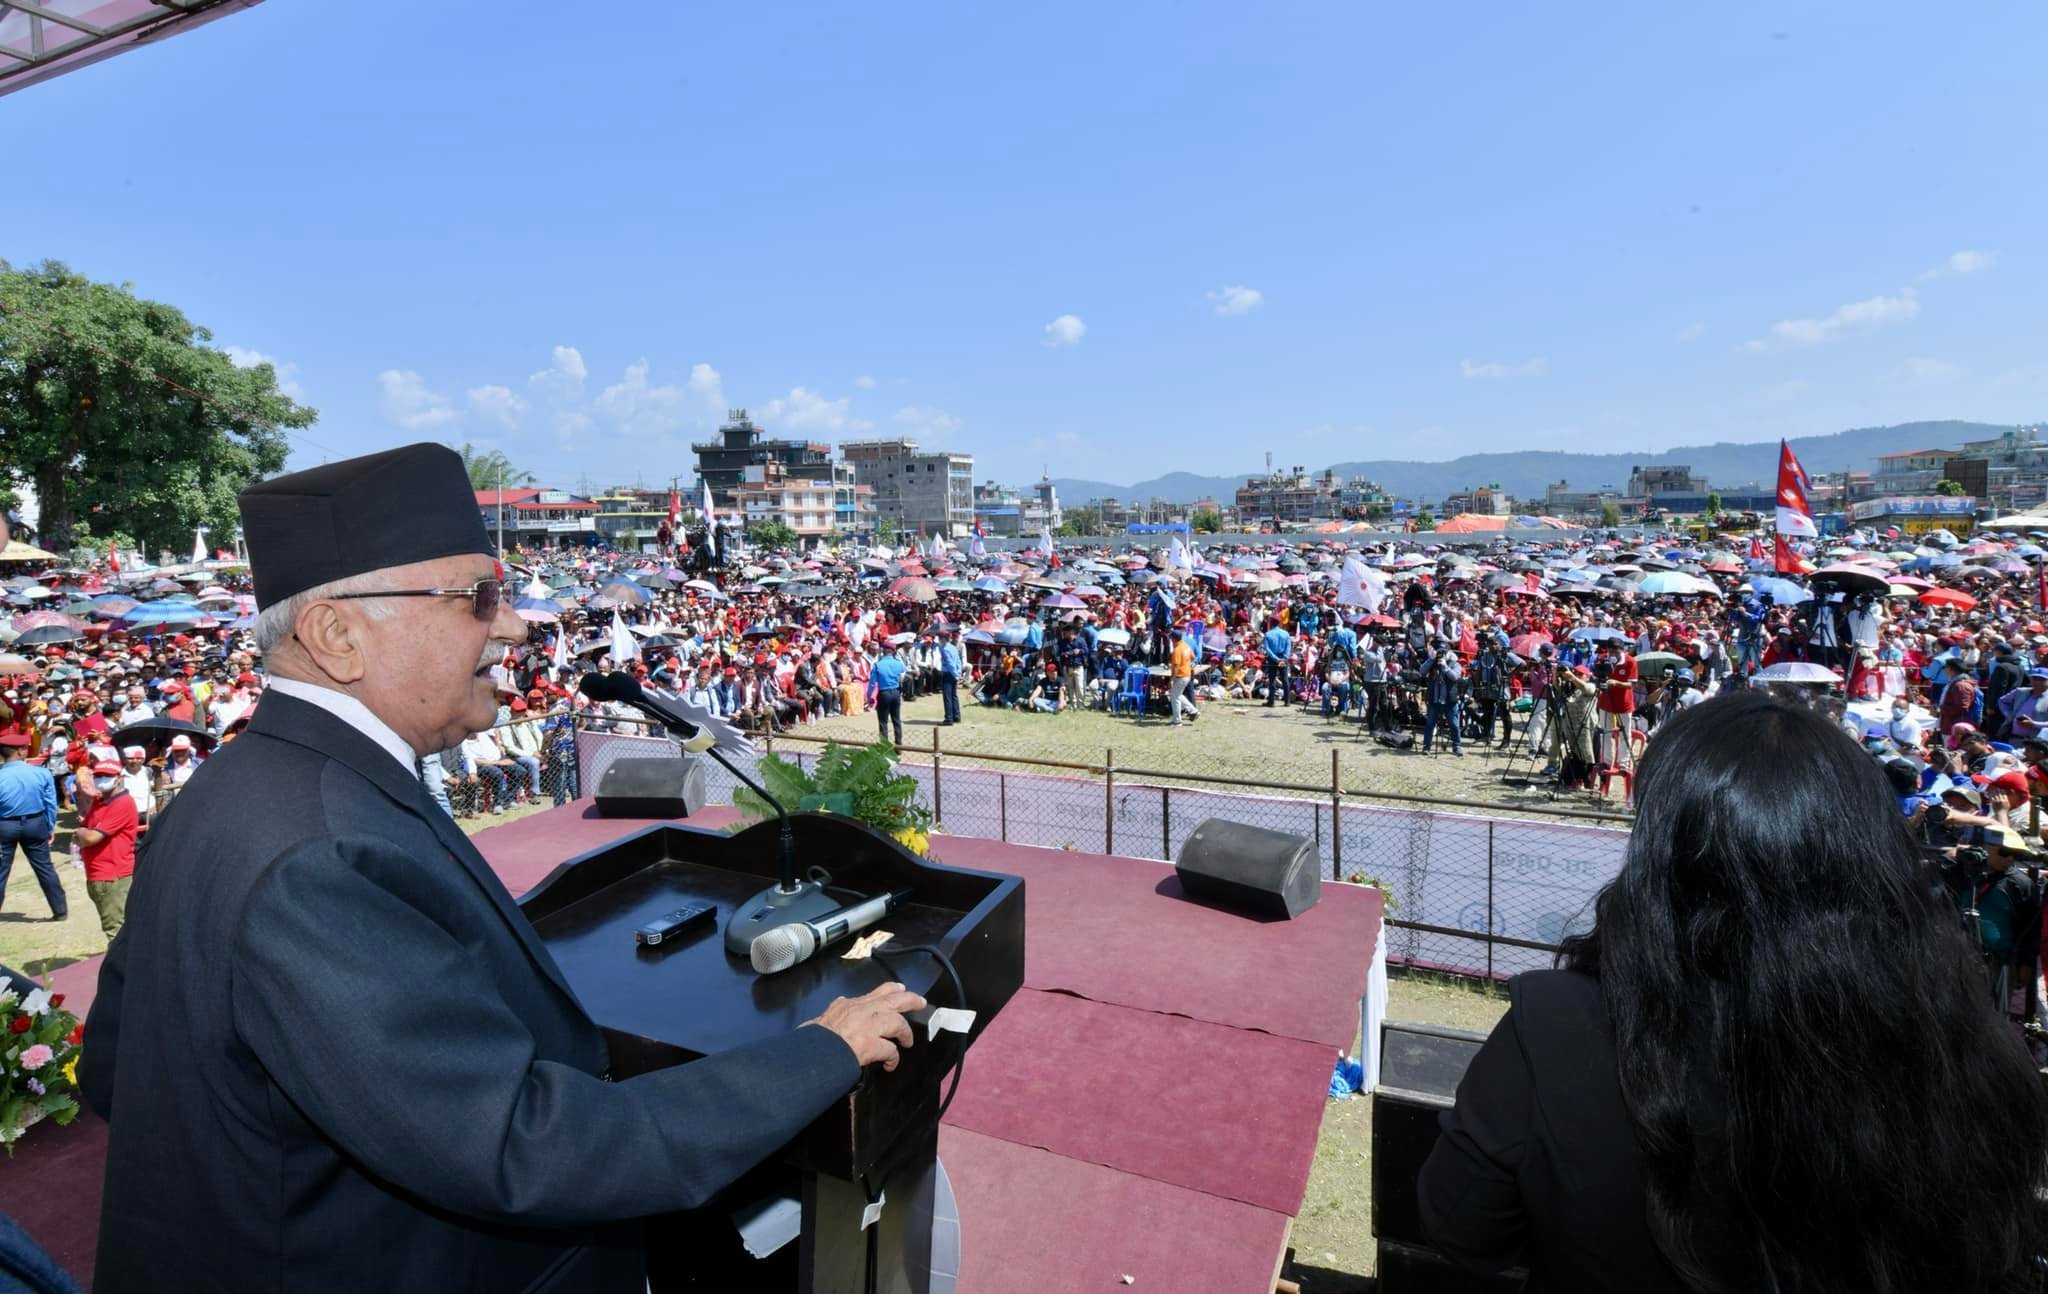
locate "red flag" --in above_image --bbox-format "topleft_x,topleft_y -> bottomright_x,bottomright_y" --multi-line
1748,536 -> 1766,561
1775,440 -> 1817,539
107,541 -> 120,574
667,489 -> 681,530
1523,570 -> 1542,591
2038,561 -> 2045,614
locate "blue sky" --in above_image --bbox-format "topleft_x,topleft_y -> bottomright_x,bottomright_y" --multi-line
8,2 -> 2045,490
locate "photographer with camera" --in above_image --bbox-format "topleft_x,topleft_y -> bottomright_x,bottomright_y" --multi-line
1420,637 -> 1465,757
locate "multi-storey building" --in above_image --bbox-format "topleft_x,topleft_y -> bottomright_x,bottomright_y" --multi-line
691,409 -> 833,511
840,437 -> 975,536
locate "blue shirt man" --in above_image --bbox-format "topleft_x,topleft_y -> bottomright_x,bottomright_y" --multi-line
1261,625 -> 1292,664
1327,625 -> 1359,662
939,639 -> 964,678
872,654 -> 908,692
0,750 -> 58,821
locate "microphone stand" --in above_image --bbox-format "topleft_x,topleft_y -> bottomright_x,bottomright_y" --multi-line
633,707 -> 841,957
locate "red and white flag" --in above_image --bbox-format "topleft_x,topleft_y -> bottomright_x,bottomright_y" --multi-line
1775,440 -> 1817,540
667,488 -> 681,531
1748,535 -> 1766,561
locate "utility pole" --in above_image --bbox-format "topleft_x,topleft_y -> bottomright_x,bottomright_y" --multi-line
496,463 -> 505,558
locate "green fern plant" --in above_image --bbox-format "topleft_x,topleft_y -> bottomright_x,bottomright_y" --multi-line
732,740 -> 934,847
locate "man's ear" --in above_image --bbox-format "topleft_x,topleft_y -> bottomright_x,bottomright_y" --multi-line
293,601 -> 368,685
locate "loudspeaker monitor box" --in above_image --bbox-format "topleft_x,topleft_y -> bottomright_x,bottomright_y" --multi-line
1172,818 -> 1321,919
594,757 -> 707,819
1372,1020 -> 1525,1292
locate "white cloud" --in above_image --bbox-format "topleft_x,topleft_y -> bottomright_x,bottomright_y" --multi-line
1206,285 -> 1264,317
553,410 -> 593,443
592,360 -> 689,437
467,384 -> 526,429
1896,357 -> 1961,385
1675,321 -> 1707,343
1459,357 -> 1548,380
1043,314 -> 1087,348
687,362 -> 724,408
1745,288 -> 1918,350
760,386 -> 872,434
222,345 -> 304,400
894,406 -> 961,439
1922,249 -> 1995,280
854,375 -> 877,390
377,369 -> 457,430
527,345 -> 587,400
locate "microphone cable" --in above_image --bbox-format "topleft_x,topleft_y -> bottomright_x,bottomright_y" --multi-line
858,942 -> 969,1294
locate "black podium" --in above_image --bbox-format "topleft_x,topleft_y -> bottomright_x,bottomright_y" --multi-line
517,814 -> 1025,1294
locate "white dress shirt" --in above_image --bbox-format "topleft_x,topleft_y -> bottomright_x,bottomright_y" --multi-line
264,676 -> 419,775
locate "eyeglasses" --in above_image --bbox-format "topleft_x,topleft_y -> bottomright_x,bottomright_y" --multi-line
326,579 -> 505,623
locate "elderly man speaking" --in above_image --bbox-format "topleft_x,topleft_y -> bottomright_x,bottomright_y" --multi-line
83,444 -> 921,1293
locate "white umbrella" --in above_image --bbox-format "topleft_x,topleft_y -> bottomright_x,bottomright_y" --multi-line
1754,661 -> 1839,685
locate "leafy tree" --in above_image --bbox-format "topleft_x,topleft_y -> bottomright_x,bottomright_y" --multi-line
0,260 -> 313,555
460,443 -> 535,492
1704,491 -> 1723,519
1599,501 -> 1622,527
1062,507 -> 1102,535
873,515 -> 900,544
1190,509 -> 1223,533
747,519 -> 799,549
1413,509 -> 1436,530
1933,478 -> 1967,497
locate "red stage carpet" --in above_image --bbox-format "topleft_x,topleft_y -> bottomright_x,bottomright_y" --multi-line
1,803 -> 1379,1292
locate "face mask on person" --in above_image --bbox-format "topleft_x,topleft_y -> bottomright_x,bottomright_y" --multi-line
95,776 -> 120,795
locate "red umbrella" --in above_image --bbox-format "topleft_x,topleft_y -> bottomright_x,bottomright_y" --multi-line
890,578 -> 938,602
1919,588 -> 1977,610
1509,632 -> 1553,656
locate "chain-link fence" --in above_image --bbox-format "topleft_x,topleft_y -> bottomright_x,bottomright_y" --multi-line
556,709 -> 1632,980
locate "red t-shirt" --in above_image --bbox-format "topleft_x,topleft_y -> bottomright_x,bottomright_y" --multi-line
1599,653 -> 1639,714
80,790 -> 138,882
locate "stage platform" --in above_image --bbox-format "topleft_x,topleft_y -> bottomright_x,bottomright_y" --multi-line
4,803 -> 1380,1292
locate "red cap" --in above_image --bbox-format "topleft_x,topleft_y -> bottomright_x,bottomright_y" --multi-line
509,697 -> 527,712
90,760 -> 122,777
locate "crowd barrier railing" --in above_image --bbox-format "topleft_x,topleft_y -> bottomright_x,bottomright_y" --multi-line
566,712 -> 1632,980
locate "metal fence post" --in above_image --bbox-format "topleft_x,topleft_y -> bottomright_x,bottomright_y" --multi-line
931,725 -> 943,827
1104,748 -> 1115,856
999,772 -> 1008,842
1161,786 -> 1171,862
1330,748 -> 1343,882
1486,819 -> 1496,981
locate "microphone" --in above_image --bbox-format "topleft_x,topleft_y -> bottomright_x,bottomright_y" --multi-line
749,889 -> 912,974
577,669 -> 842,958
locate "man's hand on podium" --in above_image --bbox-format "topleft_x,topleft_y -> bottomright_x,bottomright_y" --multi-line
810,982 -> 927,1072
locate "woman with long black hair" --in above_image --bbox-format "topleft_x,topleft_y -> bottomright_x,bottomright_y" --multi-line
1419,688 -> 2048,1293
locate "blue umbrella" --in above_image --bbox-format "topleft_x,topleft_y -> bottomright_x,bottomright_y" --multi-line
1745,576 -> 1811,606
121,600 -> 207,626
972,576 -> 1010,593
1569,626 -> 1630,643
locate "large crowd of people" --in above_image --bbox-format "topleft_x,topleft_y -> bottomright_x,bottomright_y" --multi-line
5,520 -> 2048,947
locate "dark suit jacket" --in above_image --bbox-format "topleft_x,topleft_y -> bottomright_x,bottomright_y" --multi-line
82,690 -> 861,1293
1417,970 -> 1688,1293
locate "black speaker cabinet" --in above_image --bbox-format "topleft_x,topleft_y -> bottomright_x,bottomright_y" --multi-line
1173,818 -> 1321,919
594,756 -> 707,818
1372,1021 -> 1525,1292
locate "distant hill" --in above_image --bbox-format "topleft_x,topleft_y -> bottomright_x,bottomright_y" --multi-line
1050,421 -> 2028,506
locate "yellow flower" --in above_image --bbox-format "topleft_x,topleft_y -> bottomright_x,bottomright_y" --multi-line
61,1052 -> 77,1088
891,827 -> 929,857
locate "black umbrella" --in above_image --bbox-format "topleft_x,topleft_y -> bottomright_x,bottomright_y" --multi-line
13,624 -> 81,646
112,716 -> 217,755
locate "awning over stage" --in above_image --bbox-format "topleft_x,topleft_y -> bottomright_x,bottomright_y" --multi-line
0,0 -> 265,98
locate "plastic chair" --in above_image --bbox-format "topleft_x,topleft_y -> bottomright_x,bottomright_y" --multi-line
1112,666 -> 1149,715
